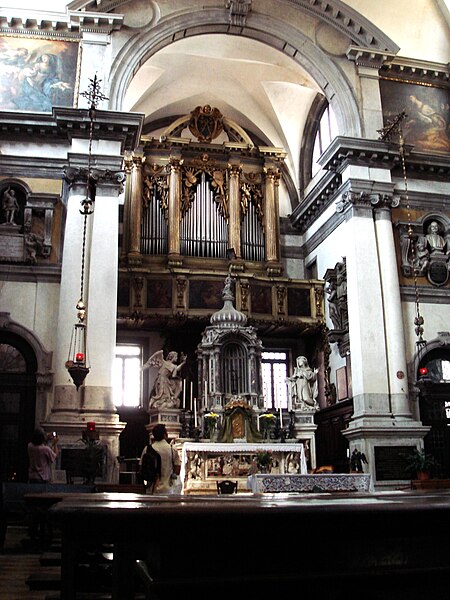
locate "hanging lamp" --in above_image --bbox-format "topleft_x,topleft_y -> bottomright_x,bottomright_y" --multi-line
377,111 -> 427,384
65,75 -> 108,390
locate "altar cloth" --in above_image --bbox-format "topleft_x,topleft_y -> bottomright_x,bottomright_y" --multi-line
247,473 -> 373,493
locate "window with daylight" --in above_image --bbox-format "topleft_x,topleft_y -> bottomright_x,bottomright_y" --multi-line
113,345 -> 142,407
261,350 -> 289,409
311,105 -> 338,178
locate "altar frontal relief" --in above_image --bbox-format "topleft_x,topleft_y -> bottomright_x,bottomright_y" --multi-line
0,34 -> 80,112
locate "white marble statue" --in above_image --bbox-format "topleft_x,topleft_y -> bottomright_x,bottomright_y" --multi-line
286,356 -> 318,410
143,350 -> 186,410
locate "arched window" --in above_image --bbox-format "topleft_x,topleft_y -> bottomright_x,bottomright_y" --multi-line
311,104 -> 338,178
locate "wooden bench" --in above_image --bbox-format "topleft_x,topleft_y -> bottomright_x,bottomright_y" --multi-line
0,482 -> 96,548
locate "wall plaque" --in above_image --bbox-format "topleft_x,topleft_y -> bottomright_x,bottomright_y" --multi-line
374,445 -> 412,481
0,229 -> 24,262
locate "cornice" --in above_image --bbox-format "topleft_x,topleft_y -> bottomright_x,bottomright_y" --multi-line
380,57 -> 450,86
289,170 -> 341,231
319,136 -> 404,173
0,108 -> 144,153
291,137 -> 450,233
0,8 -> 123,35
277,0 -> 399,52
346,46 -> 397,69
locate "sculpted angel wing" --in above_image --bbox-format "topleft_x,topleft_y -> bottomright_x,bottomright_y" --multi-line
142,349 -> 164,370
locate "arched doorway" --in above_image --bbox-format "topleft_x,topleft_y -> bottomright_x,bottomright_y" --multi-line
418,347 -> 450,477
0,331 -> 37,481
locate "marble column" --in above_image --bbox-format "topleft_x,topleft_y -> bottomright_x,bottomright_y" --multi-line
339,190 -> 391,423
52,175 -> 90,418
373,199 -> 412,419
83,170 -> 125,417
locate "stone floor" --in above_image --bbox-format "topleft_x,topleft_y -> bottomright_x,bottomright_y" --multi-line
0,526 -> 55,600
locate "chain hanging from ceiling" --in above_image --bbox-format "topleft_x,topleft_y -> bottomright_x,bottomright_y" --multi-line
66,75 -> 108,390
377,111 -> 427,379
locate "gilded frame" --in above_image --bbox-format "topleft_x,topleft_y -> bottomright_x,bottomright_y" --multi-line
0,33 -> 81,112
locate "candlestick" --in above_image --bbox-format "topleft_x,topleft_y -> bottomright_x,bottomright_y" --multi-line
194,397 -> 198,428
190,382 -> 193,411
279,406 -> 283,428
182,380 -> 186,410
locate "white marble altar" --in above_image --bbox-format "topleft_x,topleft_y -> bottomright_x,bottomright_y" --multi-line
181,442 -> 307,494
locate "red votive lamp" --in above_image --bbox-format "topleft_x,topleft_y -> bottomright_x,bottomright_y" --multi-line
75,352 -> 85,363
87,421 -> 96,431
419,367 -> 428,377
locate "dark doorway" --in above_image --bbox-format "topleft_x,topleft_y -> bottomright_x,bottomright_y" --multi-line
418,349 -> 450,477
0,332 -> 37,481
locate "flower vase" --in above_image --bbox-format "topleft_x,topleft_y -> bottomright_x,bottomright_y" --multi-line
209,426 -> 216,443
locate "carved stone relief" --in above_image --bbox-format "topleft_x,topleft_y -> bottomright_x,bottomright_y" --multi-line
0,183 -> 56,265
323,258 -> 349,357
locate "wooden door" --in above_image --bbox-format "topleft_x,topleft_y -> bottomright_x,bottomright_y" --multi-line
0,332 -> 37,481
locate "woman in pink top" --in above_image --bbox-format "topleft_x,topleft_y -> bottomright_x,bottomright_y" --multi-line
28,428 -> 59,483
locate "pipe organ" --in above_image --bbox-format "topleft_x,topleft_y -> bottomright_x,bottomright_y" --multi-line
123,106 -> 285,271
118,106 -> 325,336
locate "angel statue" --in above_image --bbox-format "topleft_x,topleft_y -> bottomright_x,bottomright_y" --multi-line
143,350 -> 187,410
286,356 -> 319,411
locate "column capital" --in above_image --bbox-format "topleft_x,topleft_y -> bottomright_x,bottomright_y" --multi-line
336,190 -> 399,214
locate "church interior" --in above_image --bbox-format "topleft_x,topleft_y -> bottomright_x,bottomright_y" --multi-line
0,0 -> 449,598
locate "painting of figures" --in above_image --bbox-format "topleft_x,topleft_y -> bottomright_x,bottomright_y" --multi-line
0,35 -> 79,112
380,78 -> 450,154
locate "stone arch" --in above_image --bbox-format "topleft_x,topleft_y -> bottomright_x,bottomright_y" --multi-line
107,9 -> 368,139
411,332 -> 450,382
0,313 -> 53,480
0,312 -> 53,397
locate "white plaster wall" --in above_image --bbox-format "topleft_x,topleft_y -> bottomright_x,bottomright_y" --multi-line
304,220 -> 349,383
0,279 -> 60,353
402,300 -> 450,367
344,0 -> 450,63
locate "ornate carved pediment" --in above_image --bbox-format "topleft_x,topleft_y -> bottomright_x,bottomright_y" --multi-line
188,105 -> 224,143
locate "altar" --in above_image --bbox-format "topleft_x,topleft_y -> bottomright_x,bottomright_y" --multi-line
181,442 -> 307,494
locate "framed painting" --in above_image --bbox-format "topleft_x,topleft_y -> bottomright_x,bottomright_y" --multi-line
147,279 -> 172,309
0,34 -> 80,112
251,284 -> 272,314
189,280 -> 223,310
287,287 -> 311,317
379,78 -> 450,154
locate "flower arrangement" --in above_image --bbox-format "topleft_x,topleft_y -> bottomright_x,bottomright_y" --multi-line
255,450 -> 272,472
204,412 -> 219,440
259,412 -> 276,439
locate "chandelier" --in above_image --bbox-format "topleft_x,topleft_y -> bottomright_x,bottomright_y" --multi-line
66,75 -> 108,390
